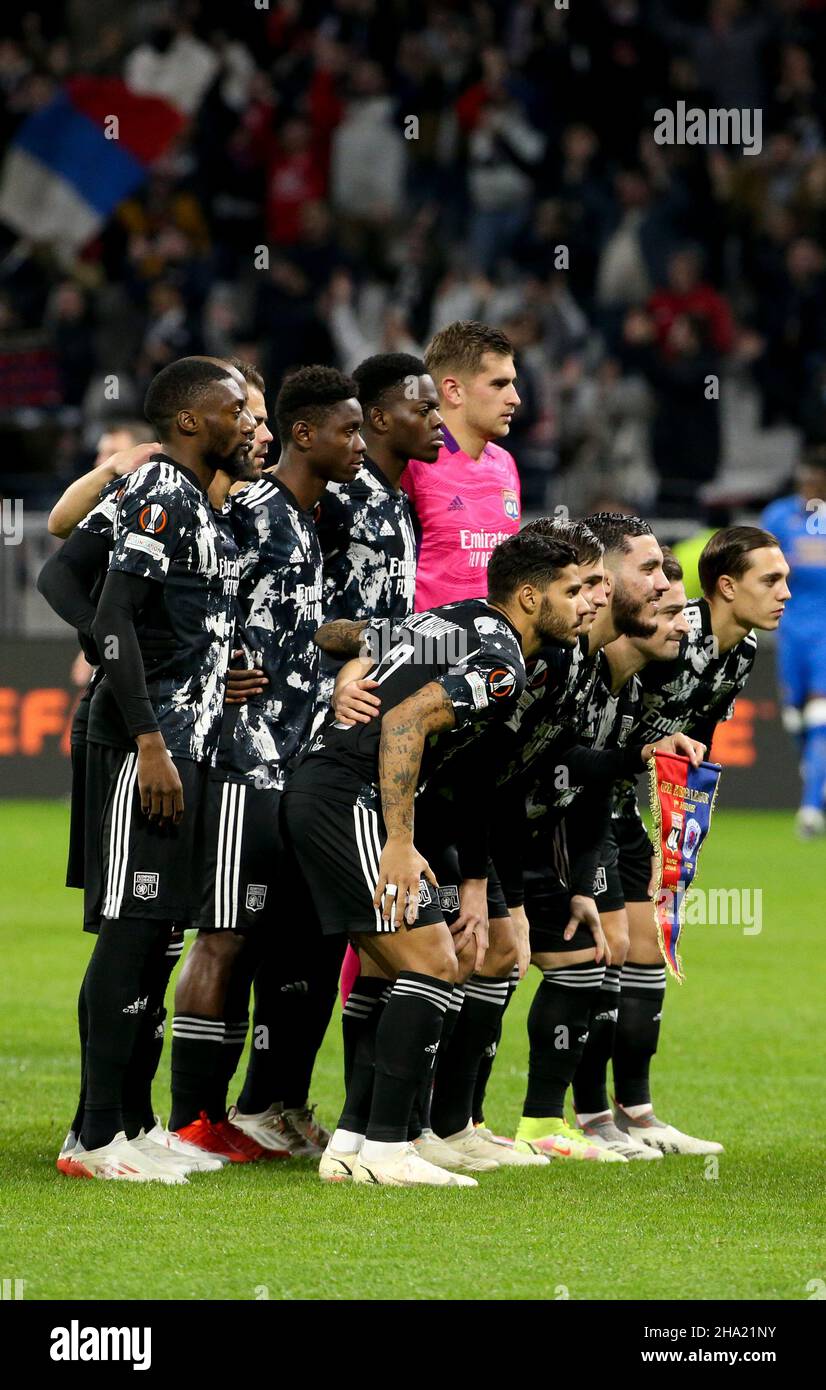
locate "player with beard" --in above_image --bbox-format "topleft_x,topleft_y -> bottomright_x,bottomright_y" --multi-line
419,516 -> 700,1160
283,532 -> 583,1187
569,550 -> 690,1156
169,367 -> 366,1163
39,361 -> 268,1176
54,358 -> 255,1181
491,518 -> 705,1160
606,527 -> 789,1156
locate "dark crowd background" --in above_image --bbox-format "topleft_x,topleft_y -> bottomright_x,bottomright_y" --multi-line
2,0 -> 826,518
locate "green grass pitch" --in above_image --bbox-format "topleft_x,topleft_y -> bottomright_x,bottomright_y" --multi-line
1,801 -> 822,1301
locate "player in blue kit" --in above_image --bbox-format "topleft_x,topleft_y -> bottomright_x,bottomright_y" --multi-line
761,450 -> 826,837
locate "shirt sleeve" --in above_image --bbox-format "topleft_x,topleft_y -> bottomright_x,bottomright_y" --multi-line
437,657 -> 525,729
109,470 -> 189,583
76,478 -> 123,541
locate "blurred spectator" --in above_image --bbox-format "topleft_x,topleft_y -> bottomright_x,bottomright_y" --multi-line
647,246 -> 734,357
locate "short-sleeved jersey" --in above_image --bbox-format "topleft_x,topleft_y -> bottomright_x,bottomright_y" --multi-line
88,456 -> 240,761
401,428 -> 521,611
611,597 -> 757,819
76,475 -> 125,543
215,473 -> 323,790
292,599 -> 526,802
317,457 -> 417,626
760,494 -> 826,631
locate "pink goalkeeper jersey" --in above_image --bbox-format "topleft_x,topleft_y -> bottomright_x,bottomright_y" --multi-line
401,428 -> 521,611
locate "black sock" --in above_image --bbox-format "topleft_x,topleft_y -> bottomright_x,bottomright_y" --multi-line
122,931 -> 182,1137
69,968 -> 90,1136
522,961 -> 606,1120
472,965 -> 518,1124
430,977 -> 509,1138
80,917 -> 171,1150
169,1015 -> 226,1131
410,985 -> 463,1139
338,977 -> 391,1134
613,962 -> 666,1108
366,972 -> 452,1143
236,935 -> 344,1114
217,1017 -> 248,1120
572,964 -> 621,1117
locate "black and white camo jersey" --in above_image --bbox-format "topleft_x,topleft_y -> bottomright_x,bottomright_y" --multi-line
317,457 -> 417,626
88,456 -> 240,761
611,596 -> 757,820
523,649 -> 642,827
214,473 -> 323,790
291,599 -> 526,803
71,477 -> 124,745
76,475 -> 126,542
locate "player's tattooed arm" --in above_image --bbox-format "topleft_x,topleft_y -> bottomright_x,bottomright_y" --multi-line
374,682 -> 456,925
47,443 -> 159,538
313,618 -> 370,656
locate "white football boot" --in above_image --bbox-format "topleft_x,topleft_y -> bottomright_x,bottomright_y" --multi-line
70,1131 -> 186,1183
353,1143 -> 478,1187
413,1127 -> 498,1172
575,1113 -> 663,1160
613,1104 -> 723,1155
227,1104 -> 294,1157
441,1123 -> 550,1167
318,1141 -> 361,1182
144,1120 -> 228,1171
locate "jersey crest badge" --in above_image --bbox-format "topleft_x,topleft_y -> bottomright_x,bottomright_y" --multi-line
502,489 -> 520,521
133,871 -> 159,899
246,884 -> 268,912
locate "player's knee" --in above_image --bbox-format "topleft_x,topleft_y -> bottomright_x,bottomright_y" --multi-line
421,942 -> 458,984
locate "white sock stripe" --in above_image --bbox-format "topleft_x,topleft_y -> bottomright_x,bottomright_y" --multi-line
172,1015 -> 227,1030
509,964 -> 521,981
463,983 -> 510,1004
390,980 -> 451,1010
347,991 -> 385,1005
342,1003 -> 372,1018
172,1023 -> 227,1039
467,977 -> 510,995
542,969 -> 606,988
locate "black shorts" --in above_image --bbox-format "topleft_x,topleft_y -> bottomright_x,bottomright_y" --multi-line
282,786 -> 447,937
614,814 -> 654,904
83,744 -> 206,928
594,832 -> 626,915
524,868 -> 596,954
66,741 -> 87,890
197,778 -> 284,933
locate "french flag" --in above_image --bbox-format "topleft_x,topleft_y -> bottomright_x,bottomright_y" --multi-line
0,77 -> 185,250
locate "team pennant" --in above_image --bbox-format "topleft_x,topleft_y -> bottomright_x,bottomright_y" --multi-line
648,751 -> 722,982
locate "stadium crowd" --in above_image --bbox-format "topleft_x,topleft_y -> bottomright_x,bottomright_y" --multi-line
3,0 -> 826,516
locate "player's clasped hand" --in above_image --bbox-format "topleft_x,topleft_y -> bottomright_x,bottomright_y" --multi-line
564,894 -> 609,963
374,834 -> 439,927
643,733 -> 707,767
224,650 -> 268,705
451,878 -> 489,961
333,677 -> 381,726
136,734 -> 184,825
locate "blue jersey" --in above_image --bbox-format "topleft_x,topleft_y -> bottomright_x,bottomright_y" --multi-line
761,495 -> 826,629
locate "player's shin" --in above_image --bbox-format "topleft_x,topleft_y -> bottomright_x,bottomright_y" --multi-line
80,917 -> 173,1151
362,972 -> 453,1155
